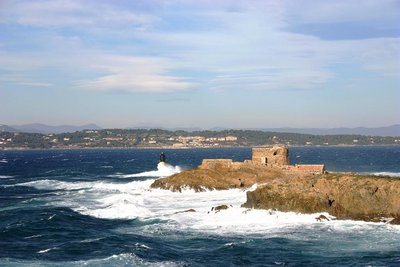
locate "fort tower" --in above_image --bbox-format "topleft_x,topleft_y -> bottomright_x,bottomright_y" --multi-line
252,145 -> 289,166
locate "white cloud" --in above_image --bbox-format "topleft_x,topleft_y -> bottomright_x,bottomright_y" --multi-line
75,54 -> 193,93
77,73 -> 191,93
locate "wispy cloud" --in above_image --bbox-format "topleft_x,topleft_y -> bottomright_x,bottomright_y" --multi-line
1,0 -> 158,29
0,74 -> 53,88
0,0 -> 399,94
74,54 -> 193,93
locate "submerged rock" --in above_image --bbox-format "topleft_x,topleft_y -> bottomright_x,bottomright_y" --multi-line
315,214 -> 330,222
211,205 -> 229,213
174,209 -> 196,214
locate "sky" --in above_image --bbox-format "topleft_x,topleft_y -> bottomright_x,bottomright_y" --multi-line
0,0 -> 399,129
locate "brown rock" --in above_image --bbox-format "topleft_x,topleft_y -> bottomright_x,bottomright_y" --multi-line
389,217 -> 400,225
150,164 -> 287,192
315,214 -> 330,222
242,173 -> 400,223
174,209 -> 196,214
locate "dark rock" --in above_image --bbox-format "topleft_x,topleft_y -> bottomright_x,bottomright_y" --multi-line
211,204 -> 229,213
315,214 -> 330,222
389,217 -> 400,225
174,209 -> 196,214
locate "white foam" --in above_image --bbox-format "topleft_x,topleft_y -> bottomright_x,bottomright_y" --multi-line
0,175 -> 13,179
100,165 -> 114,169
16,167 -> 400,236
110,163 -> 182,178
0,159 -> 8,163
90,253 -> 182,266
37,247 -> 57,254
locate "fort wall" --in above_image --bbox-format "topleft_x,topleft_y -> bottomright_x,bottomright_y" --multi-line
294,164 -> 325,174
199,145 -> 324,175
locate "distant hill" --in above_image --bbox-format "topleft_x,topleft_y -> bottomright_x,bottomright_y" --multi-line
10,123 -> 102,134
128,124 -> 202,132
258,125 -> 400,137
210,125 -> 400,137
2,123 -> 399,136
0,124 -> 19,133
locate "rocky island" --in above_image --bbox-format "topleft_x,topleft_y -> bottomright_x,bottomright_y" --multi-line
151,145 -> 400,224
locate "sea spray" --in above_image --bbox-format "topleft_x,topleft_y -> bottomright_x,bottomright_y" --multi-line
12,172 -> 399,238
109,162 -> 182,178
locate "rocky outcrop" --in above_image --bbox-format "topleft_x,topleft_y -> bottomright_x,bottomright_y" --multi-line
242,173 -> 400,224
150,147 -> 400,224
150,163 -> 291,192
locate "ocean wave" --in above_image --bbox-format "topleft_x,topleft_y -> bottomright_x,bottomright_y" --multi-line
100,165 -> 114,169
37,247 -> 58,254
110,163 -> 182,178
82,253 -> 183,266
11,173 -> 400,236
0,159 -> 8,163
0,175 -> 14,179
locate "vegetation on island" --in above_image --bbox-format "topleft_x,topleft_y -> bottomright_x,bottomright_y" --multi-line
0,128 -> 399,149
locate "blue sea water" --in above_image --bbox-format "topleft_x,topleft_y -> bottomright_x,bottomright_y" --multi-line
0,146 -> 399,266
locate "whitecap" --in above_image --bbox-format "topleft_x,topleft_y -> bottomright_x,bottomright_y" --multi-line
0,159 -> 8,163
37,247 -> 57,254
100,165 -> 114,169
78,237 -> 104,243
110,163 -> 182,178
135,243 -> 151,250
90,253 -> 183,266
0,175 -> 13,179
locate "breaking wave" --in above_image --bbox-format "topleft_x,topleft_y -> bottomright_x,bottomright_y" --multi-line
110,162 -> 182,178
0,175 -> 13,179
12,175 -> 400,235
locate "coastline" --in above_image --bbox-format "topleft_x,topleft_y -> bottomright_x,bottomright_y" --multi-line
1,144 -> 399,151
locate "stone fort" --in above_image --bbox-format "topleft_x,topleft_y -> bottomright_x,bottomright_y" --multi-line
200,145 -> 325,174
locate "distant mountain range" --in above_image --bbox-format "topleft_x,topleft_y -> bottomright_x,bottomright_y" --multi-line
1,123 -> 399,136
0,125 -> 19,133
248,125 -> 400,137
1,123 -> 102,134
211,125 -> 400,137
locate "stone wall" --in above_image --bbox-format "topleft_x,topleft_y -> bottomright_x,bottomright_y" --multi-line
252,145 -> 289,166
295,164 -> 325,174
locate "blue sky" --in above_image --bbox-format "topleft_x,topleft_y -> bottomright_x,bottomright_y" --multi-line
0,0 -> 399,129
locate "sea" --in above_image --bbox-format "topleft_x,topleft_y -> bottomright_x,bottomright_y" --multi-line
0,146 -> 399,266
